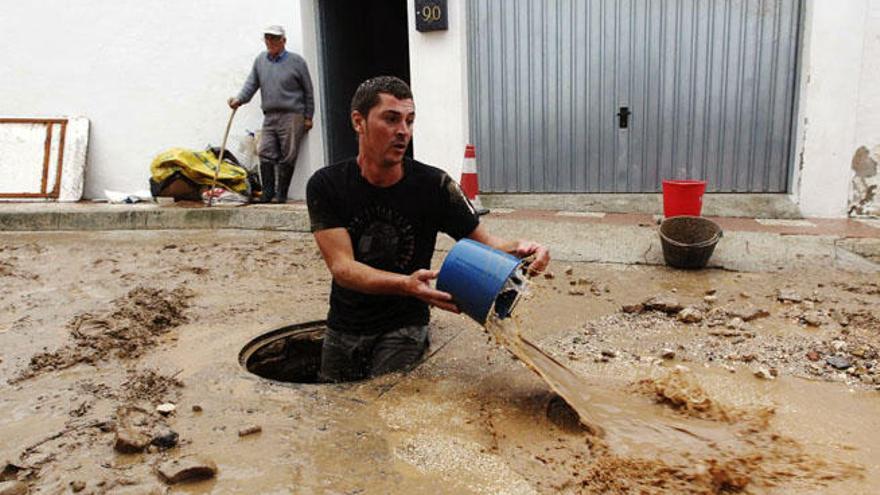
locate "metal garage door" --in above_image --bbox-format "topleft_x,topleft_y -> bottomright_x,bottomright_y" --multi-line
467,0 -> 802,193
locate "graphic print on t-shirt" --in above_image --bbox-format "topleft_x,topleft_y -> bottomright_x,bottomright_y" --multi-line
347,204 -> 416,272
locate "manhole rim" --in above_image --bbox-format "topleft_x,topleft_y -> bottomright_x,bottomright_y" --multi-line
238,319 -> 327,379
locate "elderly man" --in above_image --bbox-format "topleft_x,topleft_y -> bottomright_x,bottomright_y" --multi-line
306,76 -> 550,382
229,25 -> 314,204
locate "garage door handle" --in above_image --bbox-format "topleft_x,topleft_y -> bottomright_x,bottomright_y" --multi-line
617,107 -> 630,129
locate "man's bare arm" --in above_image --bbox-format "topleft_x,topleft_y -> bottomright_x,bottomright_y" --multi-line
466,224 -> 551,274
313,228 -> 459,312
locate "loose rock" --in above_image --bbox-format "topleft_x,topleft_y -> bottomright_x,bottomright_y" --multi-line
642,295 -> 683,314
151,428 -> 179,449
726,304 -> 770,322
70,480 -> 86,492
660,348 -> 676,360
826,356 -> 853,370
621,304 -> 643,314
563,266 -> 573,275
806,351 -> 821,362
677,307 -> 704,323
157,455 -> 218,484
156,403 -> 176,416
238,425 -> 262,437
777,289 -> 803,303
801,311 -> 824,327
114,407 -> 153,454
754,368 -> 775,380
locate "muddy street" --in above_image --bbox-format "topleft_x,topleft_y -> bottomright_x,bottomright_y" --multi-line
1,229 -> 879,494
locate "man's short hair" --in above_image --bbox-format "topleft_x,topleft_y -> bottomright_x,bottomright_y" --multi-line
350,76 -> 413,117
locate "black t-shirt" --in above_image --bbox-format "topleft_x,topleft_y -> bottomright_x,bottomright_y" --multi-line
306,158 -> 480,334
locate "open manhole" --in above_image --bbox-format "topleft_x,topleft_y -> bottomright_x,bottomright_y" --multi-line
239,320 -> 327,384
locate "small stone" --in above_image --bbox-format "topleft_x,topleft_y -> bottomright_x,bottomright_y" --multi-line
600,350 -> 617,358
238,424 -> 262,437
568,288 -> 585,296
705,288 -> 717,295
723,365 -> 737,374
826,356 -> 852,370
543,271 -> 555,280
850,346 -> 868,358
726,317 -> 746,330
831,340 -> 847,352
726,304 -> 770,322
754,368 -> 775,380
192,405 -> 203,412
801,312 -> 823,327
621,304 -> 643,314
806,350 -> 821,362
113,406 -> 153,454
660,348 -> 676,360
157,455 -> 218,484
703,295 -> 718,304
739,292 -> 751,298
677,307 -> 704,323
70,481 -> 86,492
642,295 -> 683,314
777,289 -> 802,303
564,266 -> 573,275
156,403 -> 176,416
151,428 -> 179,449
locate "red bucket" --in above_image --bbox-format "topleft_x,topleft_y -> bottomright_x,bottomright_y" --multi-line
662,180 -> 706,217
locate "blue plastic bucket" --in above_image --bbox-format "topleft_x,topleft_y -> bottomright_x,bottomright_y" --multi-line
437,239 -> 524,324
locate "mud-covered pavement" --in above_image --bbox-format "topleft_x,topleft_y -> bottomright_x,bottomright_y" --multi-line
1,229 -> 880,494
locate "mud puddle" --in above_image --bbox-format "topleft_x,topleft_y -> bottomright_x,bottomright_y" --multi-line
1,231 -> 879,493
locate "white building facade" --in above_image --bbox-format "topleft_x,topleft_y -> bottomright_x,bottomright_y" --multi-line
1,0 -> 877,217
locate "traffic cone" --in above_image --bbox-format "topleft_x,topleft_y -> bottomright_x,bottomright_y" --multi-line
460,144 -> 489,216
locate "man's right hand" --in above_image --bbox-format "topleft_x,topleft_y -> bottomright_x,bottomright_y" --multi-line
405,269 -> 459,313
227,97 -> 242,109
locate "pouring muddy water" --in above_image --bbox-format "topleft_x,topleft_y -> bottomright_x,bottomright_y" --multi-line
435,239 -> 865,481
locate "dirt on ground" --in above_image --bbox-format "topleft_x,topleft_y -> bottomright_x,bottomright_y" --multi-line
1,230 -> 878,494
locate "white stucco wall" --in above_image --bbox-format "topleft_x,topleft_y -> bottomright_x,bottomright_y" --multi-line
794,0 -> 878,217
0,0 -> 323,201
407,0 -> 471,181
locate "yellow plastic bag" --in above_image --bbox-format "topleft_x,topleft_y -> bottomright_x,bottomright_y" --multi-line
150,148 -> 250,196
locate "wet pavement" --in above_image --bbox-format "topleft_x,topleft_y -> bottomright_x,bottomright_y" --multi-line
0,204 -> 879,493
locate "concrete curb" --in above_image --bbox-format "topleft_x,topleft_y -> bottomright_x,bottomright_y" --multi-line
0,206 -> 311,232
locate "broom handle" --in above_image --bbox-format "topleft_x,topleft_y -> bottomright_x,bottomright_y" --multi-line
207,106 -> 238,207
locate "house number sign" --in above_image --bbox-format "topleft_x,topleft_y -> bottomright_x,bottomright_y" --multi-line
415,0 -> 448,32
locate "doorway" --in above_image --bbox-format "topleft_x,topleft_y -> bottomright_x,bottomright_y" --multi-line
317,0 -> 412,165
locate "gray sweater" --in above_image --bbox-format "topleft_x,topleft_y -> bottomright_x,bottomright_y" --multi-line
236,51 -> 314,117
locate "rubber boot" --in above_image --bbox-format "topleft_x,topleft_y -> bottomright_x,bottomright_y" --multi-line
275,162 -> 295,204
259,161 -> 276,203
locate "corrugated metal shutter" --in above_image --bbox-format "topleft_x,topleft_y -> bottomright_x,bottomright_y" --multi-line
467,0 -> 802,193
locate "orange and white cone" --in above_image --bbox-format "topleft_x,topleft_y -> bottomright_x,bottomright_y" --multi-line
461,144 -> 489,215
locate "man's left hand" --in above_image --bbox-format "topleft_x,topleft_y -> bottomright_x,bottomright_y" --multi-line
304,117 -> 313,131
513,241 -> 550,275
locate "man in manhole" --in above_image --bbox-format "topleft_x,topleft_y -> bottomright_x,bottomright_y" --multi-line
306,76 -> 550,382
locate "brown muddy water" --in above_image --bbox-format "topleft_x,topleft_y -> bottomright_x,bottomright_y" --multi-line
1,230 -> 879,494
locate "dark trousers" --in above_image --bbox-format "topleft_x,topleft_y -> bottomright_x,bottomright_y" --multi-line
318,325 -> 430,383
258,112 -> 306,202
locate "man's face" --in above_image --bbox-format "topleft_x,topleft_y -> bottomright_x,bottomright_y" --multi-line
353,93 -> 415,167
264,34 -> 285,56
